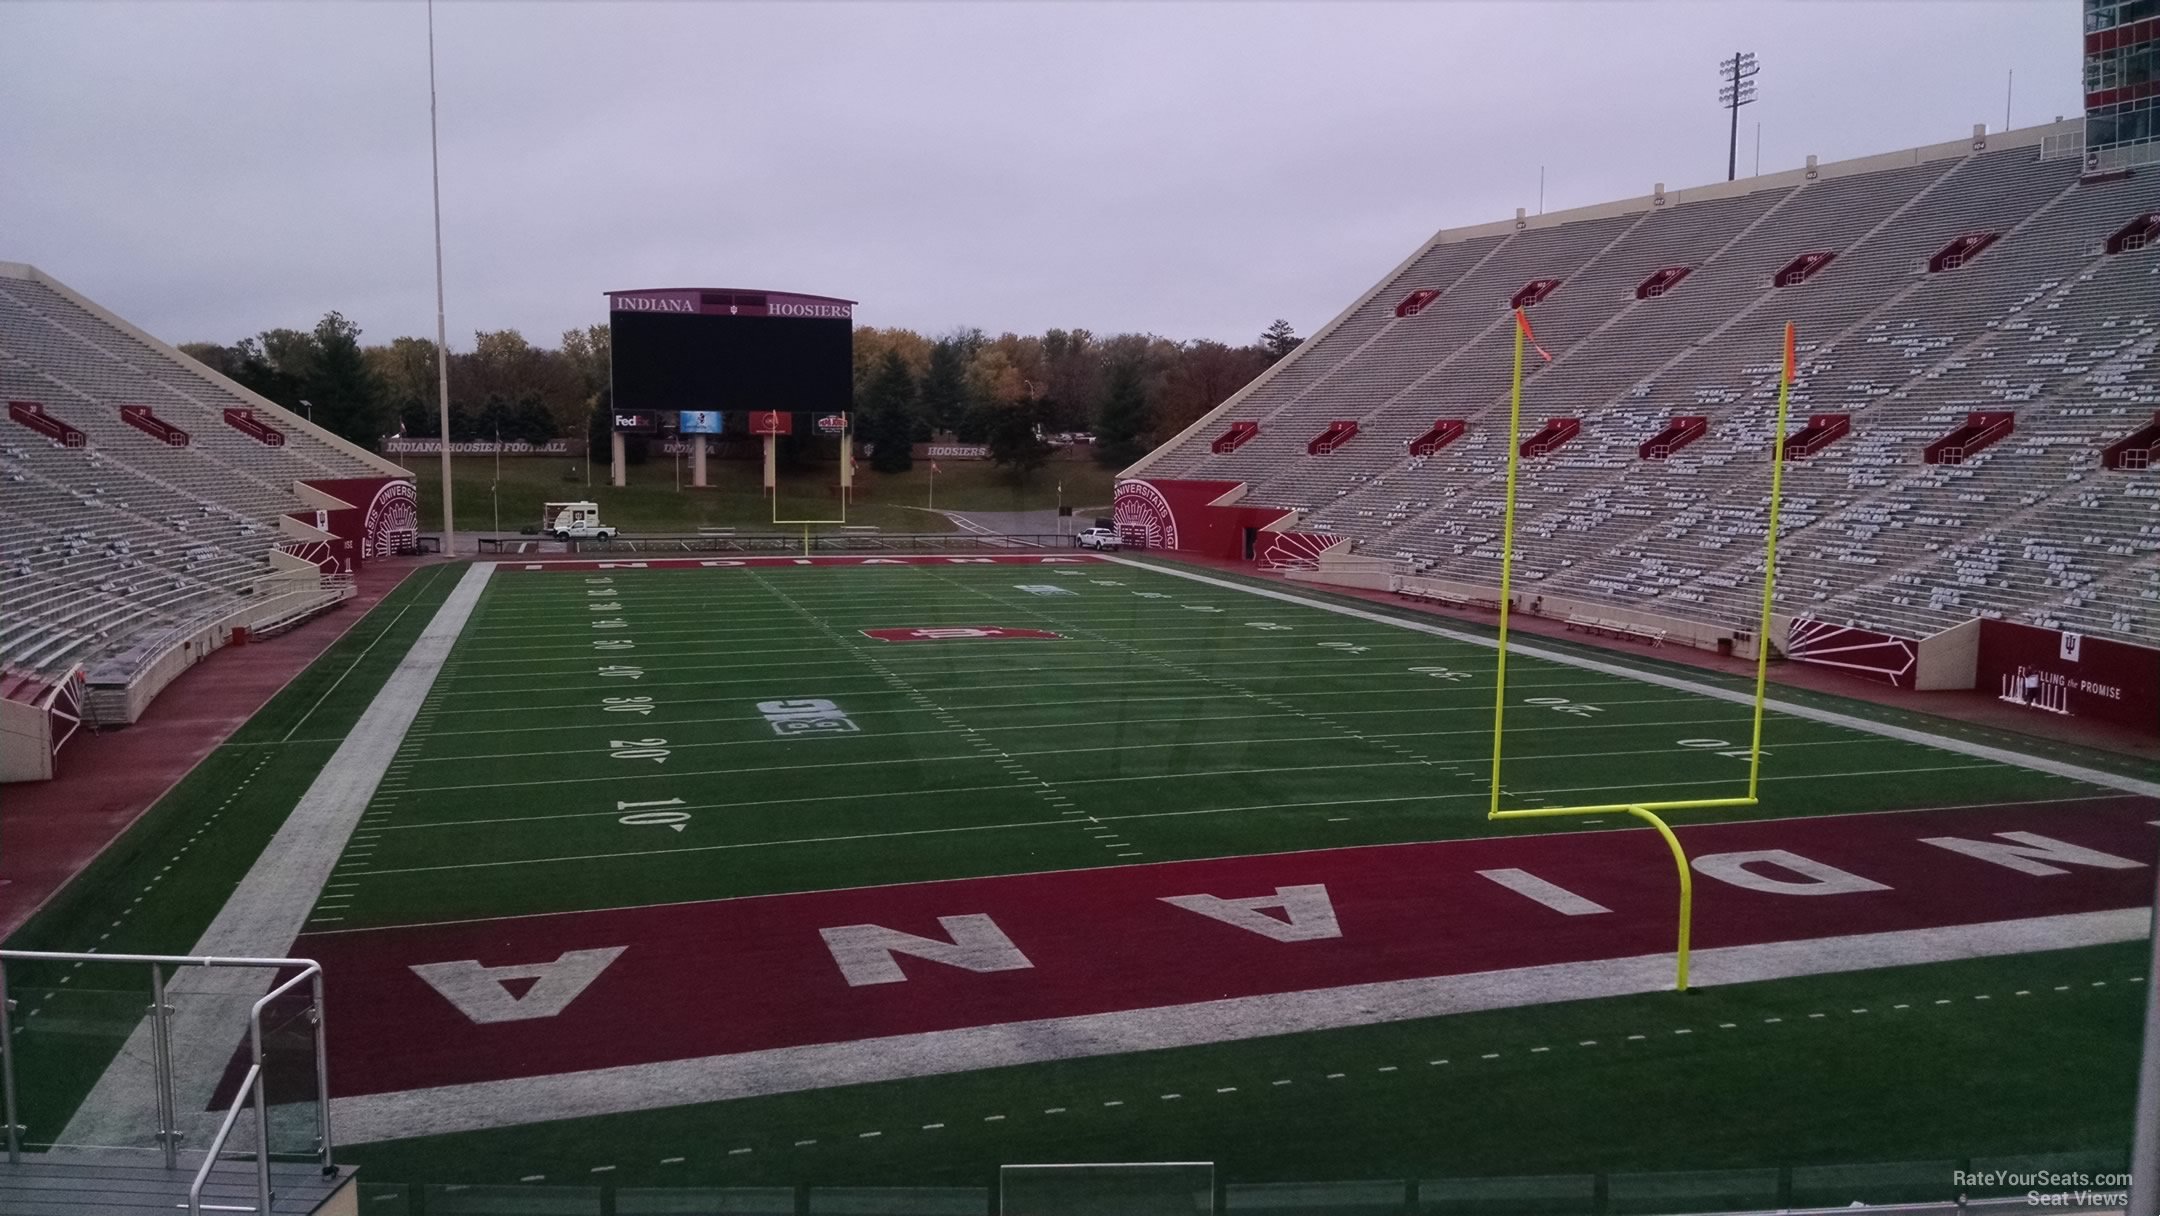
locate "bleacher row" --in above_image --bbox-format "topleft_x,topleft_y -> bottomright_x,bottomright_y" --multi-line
1135,122 -> 2160,645
0,264 -> 400,680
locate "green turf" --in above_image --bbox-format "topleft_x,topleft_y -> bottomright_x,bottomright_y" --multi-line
339,940 -> 2149,1189
317,561 -> 2112,930
410,453 -> 1113,536
1136,557 -> 2160,782
16,556 -> 2149,1188
2,563 -> 464,1146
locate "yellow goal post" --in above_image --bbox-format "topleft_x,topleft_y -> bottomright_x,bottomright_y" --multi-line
1482,313 -> 1798,990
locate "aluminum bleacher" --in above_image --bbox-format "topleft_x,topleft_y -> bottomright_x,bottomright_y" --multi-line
0,261 -> 405,693
1128,119 -> 2159,646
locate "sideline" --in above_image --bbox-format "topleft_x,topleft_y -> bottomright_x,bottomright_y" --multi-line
1107,557 -> 2160,800
59,562 -> 498,1149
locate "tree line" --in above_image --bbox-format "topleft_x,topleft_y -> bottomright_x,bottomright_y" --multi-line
180,314 -> 1302,477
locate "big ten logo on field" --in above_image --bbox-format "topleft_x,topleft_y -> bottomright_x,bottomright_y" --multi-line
756,699 -> 860,738
1014,584 -> 1078,596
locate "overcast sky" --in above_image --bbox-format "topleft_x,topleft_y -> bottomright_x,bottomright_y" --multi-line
1,1 -> 2084,353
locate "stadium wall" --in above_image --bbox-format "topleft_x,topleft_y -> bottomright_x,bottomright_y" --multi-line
1974,619 -> 2160,737
1914,618 -> 1982,692
1113,477 -> 1297,562
295,477 -> 421,569
0,695 -> 53,782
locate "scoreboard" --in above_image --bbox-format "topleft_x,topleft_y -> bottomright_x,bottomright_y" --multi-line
608,288 -> 854,419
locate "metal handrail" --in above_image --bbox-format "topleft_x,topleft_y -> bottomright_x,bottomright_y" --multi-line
0,949 -> 328,1176
188,1062 -> 261,1216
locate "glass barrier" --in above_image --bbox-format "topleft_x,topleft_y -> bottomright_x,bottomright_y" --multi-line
1420,1173 -> 1597,1216
1225,1178 -> 1409,1214
1788,1158 -> 1962,1208
1000,1163 -> 1214,1215
422,1181 -> 606,1214
1604,1167 -> 1782,1216
812,1185 -> 992,1215
618,1186 -> 800,1214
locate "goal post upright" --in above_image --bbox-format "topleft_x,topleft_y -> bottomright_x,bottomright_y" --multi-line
1486,309 -> 1530,820
1482,318 -> 1799,992
1747,322 -> 1798,801
771,414 -> 851,534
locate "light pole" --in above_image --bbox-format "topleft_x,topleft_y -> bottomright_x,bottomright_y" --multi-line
299,398 -> 314,422
1718,52 -> 1759,183
426,0 -> 455,553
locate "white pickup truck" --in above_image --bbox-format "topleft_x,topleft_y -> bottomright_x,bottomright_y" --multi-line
543,501 -> 616,541
1075,526 -> 1121,551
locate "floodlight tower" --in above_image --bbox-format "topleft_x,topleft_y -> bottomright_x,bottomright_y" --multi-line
1719,51 -> 1760,182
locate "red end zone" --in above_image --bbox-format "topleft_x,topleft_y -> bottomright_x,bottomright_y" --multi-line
303,798 -> 2157,1101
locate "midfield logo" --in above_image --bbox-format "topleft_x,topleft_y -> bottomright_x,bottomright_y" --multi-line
860,627 -> 1065,643
755,698 -> 860,737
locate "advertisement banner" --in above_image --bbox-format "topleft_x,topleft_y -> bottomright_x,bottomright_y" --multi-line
747,411 -> 794,437
678,410 -> 725,435
1976,619 -> 2158,736
384,438 -> 571,456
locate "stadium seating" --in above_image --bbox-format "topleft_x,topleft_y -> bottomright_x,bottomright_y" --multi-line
0,263 -> 404,688
1130,121 -> 2160,644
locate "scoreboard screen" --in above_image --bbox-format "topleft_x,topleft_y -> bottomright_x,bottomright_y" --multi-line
609,289 -> 854,416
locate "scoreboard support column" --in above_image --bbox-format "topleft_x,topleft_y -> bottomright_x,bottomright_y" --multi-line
762,435 -> 778,497
610,431 -> 627,488
691,435 -> 709,488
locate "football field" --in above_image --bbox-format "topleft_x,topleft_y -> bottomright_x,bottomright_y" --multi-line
317,555 -> 2114,930
12,553 -> 2157,1195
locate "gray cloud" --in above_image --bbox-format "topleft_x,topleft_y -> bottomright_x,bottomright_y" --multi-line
0,0 -> 2083,350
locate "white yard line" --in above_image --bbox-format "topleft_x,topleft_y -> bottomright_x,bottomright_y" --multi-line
328,906 -> 2150,1144
59,562 -> 498,1150
1107,558 -> 2160,799
337,760 -> 2021,876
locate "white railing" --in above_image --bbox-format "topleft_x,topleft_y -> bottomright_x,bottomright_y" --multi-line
0,950 -> 333,1208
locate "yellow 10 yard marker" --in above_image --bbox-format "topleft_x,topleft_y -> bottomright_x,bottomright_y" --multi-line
1484,316 -> 1798,991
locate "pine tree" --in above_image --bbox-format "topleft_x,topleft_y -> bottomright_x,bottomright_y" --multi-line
305,311 -> 392,447
862,349 -> 919,473
1260,318 -> 1303,364
1093,356 -> 1151,468
918,339 -> 969,437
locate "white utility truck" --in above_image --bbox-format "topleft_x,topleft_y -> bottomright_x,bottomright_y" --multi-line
543,501 -> 617,541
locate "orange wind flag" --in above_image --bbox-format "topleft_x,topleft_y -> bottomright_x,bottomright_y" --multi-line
1515,309 -> 1554,362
